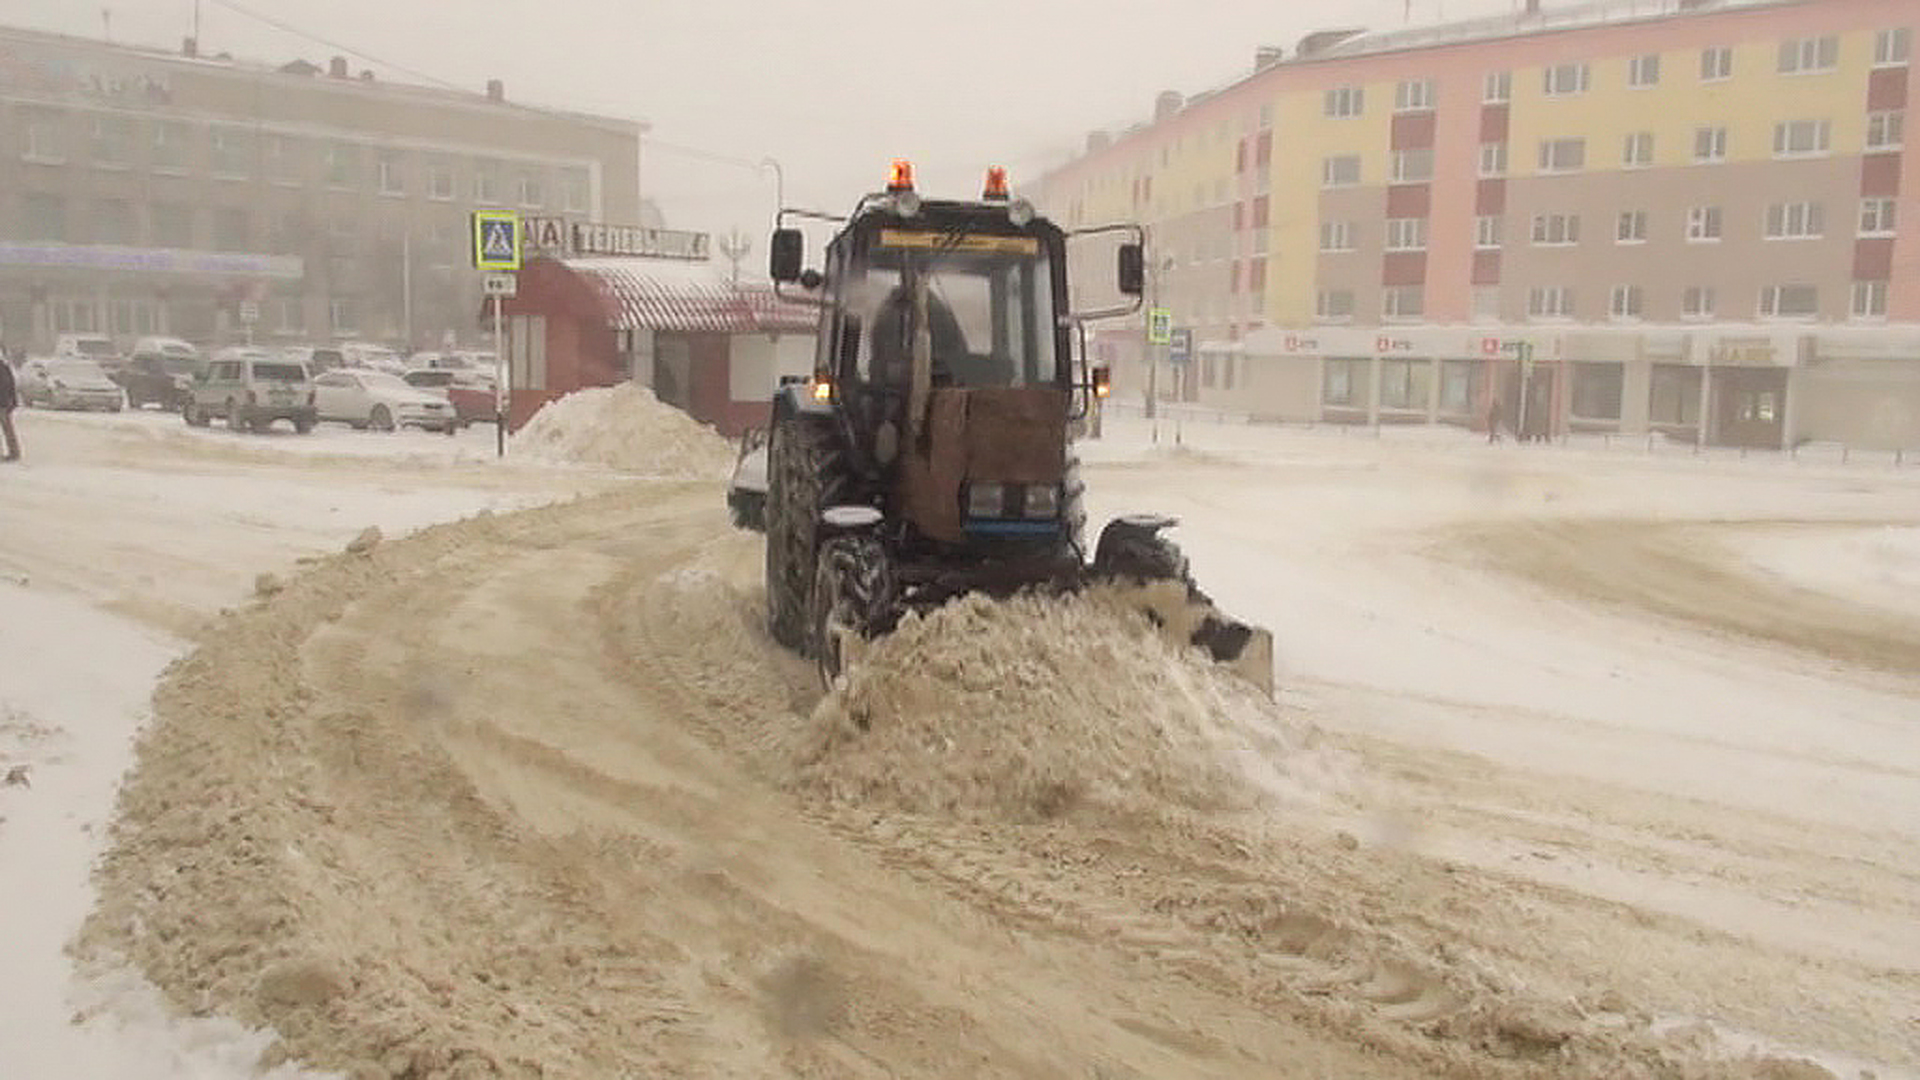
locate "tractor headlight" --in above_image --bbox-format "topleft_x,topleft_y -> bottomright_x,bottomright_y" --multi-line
965,483 -> 1005,518
1023,484 -> 1059,518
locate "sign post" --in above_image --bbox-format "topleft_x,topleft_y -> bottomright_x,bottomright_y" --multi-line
238,300 -> 258,345
472,211 -> 521,458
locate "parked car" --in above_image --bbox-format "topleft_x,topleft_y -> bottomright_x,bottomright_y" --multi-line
411,350 -> 498,389
280,344 -> 346,374
314,369 -> 459,432
339,341 -> 408,375
726,426 -> 769,530
116,341 -> 202,410
401,369 -> 496,426
184,348 -> 316,433
54,333 -> 126,371
19,357 -> 125,411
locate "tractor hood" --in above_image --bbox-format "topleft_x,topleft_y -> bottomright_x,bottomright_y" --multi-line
900,385 -> 1067,544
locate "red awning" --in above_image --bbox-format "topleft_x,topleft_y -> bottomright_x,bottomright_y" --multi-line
566,257 -> 815,334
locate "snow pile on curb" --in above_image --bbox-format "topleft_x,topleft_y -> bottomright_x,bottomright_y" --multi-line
801,586 -> 1321,822
510,382 -> 734,478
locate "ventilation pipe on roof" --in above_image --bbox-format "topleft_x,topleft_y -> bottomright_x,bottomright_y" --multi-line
1255,46 -> 1284,70
182,36 -> 198,58
487,79 -> 505,102
328,55 -> 348,78
1086,129 -> 1110,153
1154,90 -> 1184,122
1523,0 -> 1542,13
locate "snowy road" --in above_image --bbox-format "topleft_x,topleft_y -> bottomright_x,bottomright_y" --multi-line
2,405 -> 1916,1077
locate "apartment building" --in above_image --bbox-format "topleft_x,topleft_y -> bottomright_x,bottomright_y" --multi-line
1034,0 -> 1920,450
0,23 -> 643,353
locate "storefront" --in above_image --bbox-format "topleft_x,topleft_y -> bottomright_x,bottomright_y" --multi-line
495,221 -> 815,434
0,241 -> 302,353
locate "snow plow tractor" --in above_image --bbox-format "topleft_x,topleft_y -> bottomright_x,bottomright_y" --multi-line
758,160 -> 1272,695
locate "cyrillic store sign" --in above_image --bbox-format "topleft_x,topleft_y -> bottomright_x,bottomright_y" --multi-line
521,216 -> 709,261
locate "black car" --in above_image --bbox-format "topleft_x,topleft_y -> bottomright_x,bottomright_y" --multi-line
115,352 -> 201,410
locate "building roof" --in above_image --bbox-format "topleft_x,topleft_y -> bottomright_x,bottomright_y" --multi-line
0,22 -> 645,134
567,258 -> 816,335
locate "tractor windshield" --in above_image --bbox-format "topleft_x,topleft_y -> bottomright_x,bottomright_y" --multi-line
851,230 -> 1058,388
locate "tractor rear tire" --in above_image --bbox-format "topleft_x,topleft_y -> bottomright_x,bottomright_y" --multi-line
764,411 -> 850,651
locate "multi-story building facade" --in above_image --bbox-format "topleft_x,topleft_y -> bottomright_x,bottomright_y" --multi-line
1035,0 -> 1920,450
0,24 -> 643,353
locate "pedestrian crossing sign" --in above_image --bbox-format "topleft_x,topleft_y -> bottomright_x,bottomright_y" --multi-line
471,210 -> 522,271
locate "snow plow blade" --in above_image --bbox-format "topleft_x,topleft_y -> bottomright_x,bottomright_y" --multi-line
1090,516 -> 1274,697
1118,577 -> 1275,698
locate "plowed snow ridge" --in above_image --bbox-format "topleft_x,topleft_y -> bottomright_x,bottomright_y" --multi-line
804,586 -> 1334,822
509,382 -> 734,477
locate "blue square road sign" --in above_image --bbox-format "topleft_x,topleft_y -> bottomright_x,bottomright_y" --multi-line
472,210 -> 522,271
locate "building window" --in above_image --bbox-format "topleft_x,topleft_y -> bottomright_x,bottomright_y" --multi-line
377,149 -> 405,195
1693,126 -> 1727,162
1319,219 -> 1355,252
210,126 -> 252,177
1571,362 -> 1625,419
1379,358 -> 1429,408
1867,110 -> 1905,151
1315,288 -> 1354,322
1851,280 -> 1888,319
1860,197 -> 1898,236
1321,155 -> 1361,187
265,135 -> 302,184
1608,284 -> 1644,319
212,207 -> 249,252
1617,210 -> 1648,243
1394,79 -> 1435,112
1483,70 -> 1512,103
1473,286 -> 1501,321
1875,28 -> 1911,67
1777,35 -> 1839,74
1538,137 -> 1586,173
1478,141 -> 1508,177
150,202 -> 193,248
20,192 -> 66,241
325,141 -> 359,187
1323,358 -> 1363,406
151,120 -> 190,172
474,160 -> 501,203
90,115 -> 132,167
1759,283 -> 1819,318
1682,285 -> 1716,319
1701,45 -> 1733,81
1651,364 -> 1702,424
427,158 -> 454,200
517,171 -> 544,208
1629,53 -> 1661,87
1773,119 -> 1831,157
1324,85 -> 1364,117
1686,205 -> 1723,241
276,297 -> 306,334
1531,213 -> 1580,245
1528,286 -> 1575,319
1385,217 -> 1428,251
1622,131 -> 1654,167
1390,148 -> 1433,183
1382,286 -> 1424,321
329,298 -> 354,334
1543,63 -> 1590,96
1764,201 -> 1824,239
23,107 -> 67,163
1475,215 -> 1503,248
554,167 -> 587,212
91,198 -> 135,244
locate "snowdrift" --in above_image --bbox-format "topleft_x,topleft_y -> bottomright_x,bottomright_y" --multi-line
510,382 -> 734,478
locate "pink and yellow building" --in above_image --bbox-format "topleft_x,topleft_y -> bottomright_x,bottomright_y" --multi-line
1035,0 -> 1920,450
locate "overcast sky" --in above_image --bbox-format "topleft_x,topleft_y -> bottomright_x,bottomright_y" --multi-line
12,0 -> 1519,245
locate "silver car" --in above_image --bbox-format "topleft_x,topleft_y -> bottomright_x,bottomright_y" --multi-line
19,358 -> 125,411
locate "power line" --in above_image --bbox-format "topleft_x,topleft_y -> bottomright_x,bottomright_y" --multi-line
204,0 -> 469,93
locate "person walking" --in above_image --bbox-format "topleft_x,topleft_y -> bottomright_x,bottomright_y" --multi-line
0,344 -> 20,461
1486,395 -> 1503,444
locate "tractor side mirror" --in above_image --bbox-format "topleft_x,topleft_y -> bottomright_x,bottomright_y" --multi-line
1117,242 -> 1144,296
769,228 -> 804,283
1092,365 -> 1112,399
